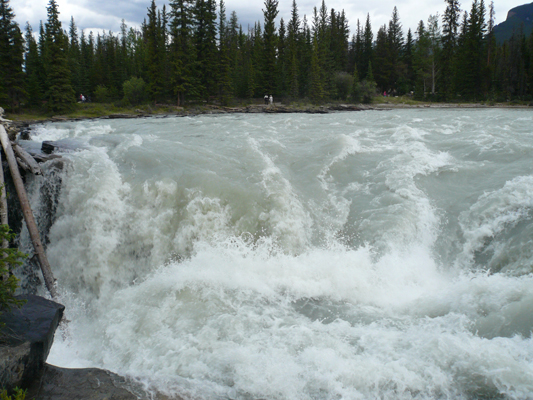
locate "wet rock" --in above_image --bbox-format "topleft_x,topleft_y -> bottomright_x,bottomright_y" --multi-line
26,365 -> 185,400
107,114 -> 139,119
41,140 -> 86,154
0,295 -> 65,391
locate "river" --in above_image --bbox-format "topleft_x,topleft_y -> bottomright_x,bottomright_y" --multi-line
20,109 -> 533,399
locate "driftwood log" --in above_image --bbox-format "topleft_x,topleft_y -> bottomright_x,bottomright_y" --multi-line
0,125 -> 58,299
12,143 -> 42,175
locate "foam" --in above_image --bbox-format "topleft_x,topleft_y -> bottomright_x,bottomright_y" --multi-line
33,110 -> 533,399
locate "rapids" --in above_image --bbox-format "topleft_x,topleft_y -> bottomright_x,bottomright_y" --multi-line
18,109 -> 533,399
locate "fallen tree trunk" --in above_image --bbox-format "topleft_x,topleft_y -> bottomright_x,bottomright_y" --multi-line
0,142 -> 8,279
0,124 -> 58,299
12,143 -> 42,175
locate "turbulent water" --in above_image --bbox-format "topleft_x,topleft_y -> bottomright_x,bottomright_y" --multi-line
18,109 -> 533,399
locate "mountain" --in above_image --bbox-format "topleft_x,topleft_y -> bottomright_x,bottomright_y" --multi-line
493,2 -> 533,43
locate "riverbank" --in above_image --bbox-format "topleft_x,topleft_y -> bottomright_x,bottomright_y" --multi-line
5,97 -> 532,126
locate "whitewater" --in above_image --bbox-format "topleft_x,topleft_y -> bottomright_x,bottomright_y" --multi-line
18,109 -> 533,399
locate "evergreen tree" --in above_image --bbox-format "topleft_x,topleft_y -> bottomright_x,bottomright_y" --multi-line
374,25 -> 392,92
287,0 -> 300,99
362,14 -> 373,79
426,14 -> 441,96
484,0 -> 496,96
403,28 -> 415,92
351,61 -> 360,102
309,38 -> 324,102
441,0 -> 461,99
414,17 -> 441,98
457,0 -> 486,99
218,0 -> 232,104
299,16 -> 312,97
262,0 -> 279,95
68,17 -> 82,97
193,0 -> 218,100
0,0 -> 25,111
145,1 -> 166,102
24,23 -> 43,106
169,0 -> 196,104
387,7 -> 404,93
276,18 -> 288,96
44,0 -> 75,112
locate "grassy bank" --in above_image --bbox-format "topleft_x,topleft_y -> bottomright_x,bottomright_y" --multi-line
4,97 -> 532,123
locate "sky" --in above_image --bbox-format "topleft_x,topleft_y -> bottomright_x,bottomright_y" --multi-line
9,0 -> 529,39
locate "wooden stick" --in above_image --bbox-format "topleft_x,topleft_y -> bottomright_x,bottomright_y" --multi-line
0,146 -> 8,280
0,125 -> 58,299
0,153 -> 8,227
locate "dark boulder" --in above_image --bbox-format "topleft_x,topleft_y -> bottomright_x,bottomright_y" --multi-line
41,140 -> 86,154
0,295 -> 64,391
26,364 -> 186,400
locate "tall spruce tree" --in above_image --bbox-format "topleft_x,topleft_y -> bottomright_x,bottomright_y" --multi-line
456,0 -> 486,99
276,18 -> 288,96
374,25 -> 392,91
193,0 -> 218,100
441,0 -> 461,99
68,17 -> 82,97
218,0 -> 232,104
262,0 -> 279,95
44,0 -> 75,112
287,0 -> 300,99
0,0 -> 25,111
169,0 -> 196,104
403,28 -> 415,92
387,7 -> 404,93
145,1 -> 166,102
362,14 -> 373,79
24,23 -> 43,106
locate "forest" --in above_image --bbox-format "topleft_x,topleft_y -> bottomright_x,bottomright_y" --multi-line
0,0 -> 533,113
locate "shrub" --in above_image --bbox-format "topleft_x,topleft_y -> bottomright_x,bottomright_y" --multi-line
0,225 -> 27,325
94,85 -> 112,103
353,80 -> 377,104
333,72 -> 354,101
122,77 -> 147,105
1,388 -> 26,400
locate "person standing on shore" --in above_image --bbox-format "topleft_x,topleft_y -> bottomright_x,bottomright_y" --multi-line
264,94 -> 269,105
269,95 -> 273,105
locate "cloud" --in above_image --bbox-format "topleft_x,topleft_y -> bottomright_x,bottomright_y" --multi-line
10,0 -> 527,39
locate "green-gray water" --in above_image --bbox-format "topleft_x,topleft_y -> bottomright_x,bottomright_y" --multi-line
22,109 -> 533,399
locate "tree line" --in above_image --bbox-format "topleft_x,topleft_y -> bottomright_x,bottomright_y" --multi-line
1,0 -> 533,113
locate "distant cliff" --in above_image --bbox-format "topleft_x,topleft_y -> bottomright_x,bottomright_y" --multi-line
493,2 -> 533,43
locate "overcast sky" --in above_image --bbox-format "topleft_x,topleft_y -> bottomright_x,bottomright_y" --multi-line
9,0 -> 527,39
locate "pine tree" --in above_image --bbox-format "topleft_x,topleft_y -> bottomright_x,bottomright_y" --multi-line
362,14 -> 373,79
387,7 -> 404,93
456,0 -> 486,99
262,0 -> 279,95
145,0 -> 165,102
441,0 -> 461,99
44,0 -> 75,113
374,25 -> 392,91
0,0 -> 25,111
484,0 -> 496,97
169,0 -> 196,104
403,28 -> 415,92
287,0 -> 300,99
24,23 -> 43,106
193,0 -> 218,100
351,61 -> 360,102
68,17 -> 82,97
218,0 -> 232,104
309,38 -> 324,102
276,18 -> 288,97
